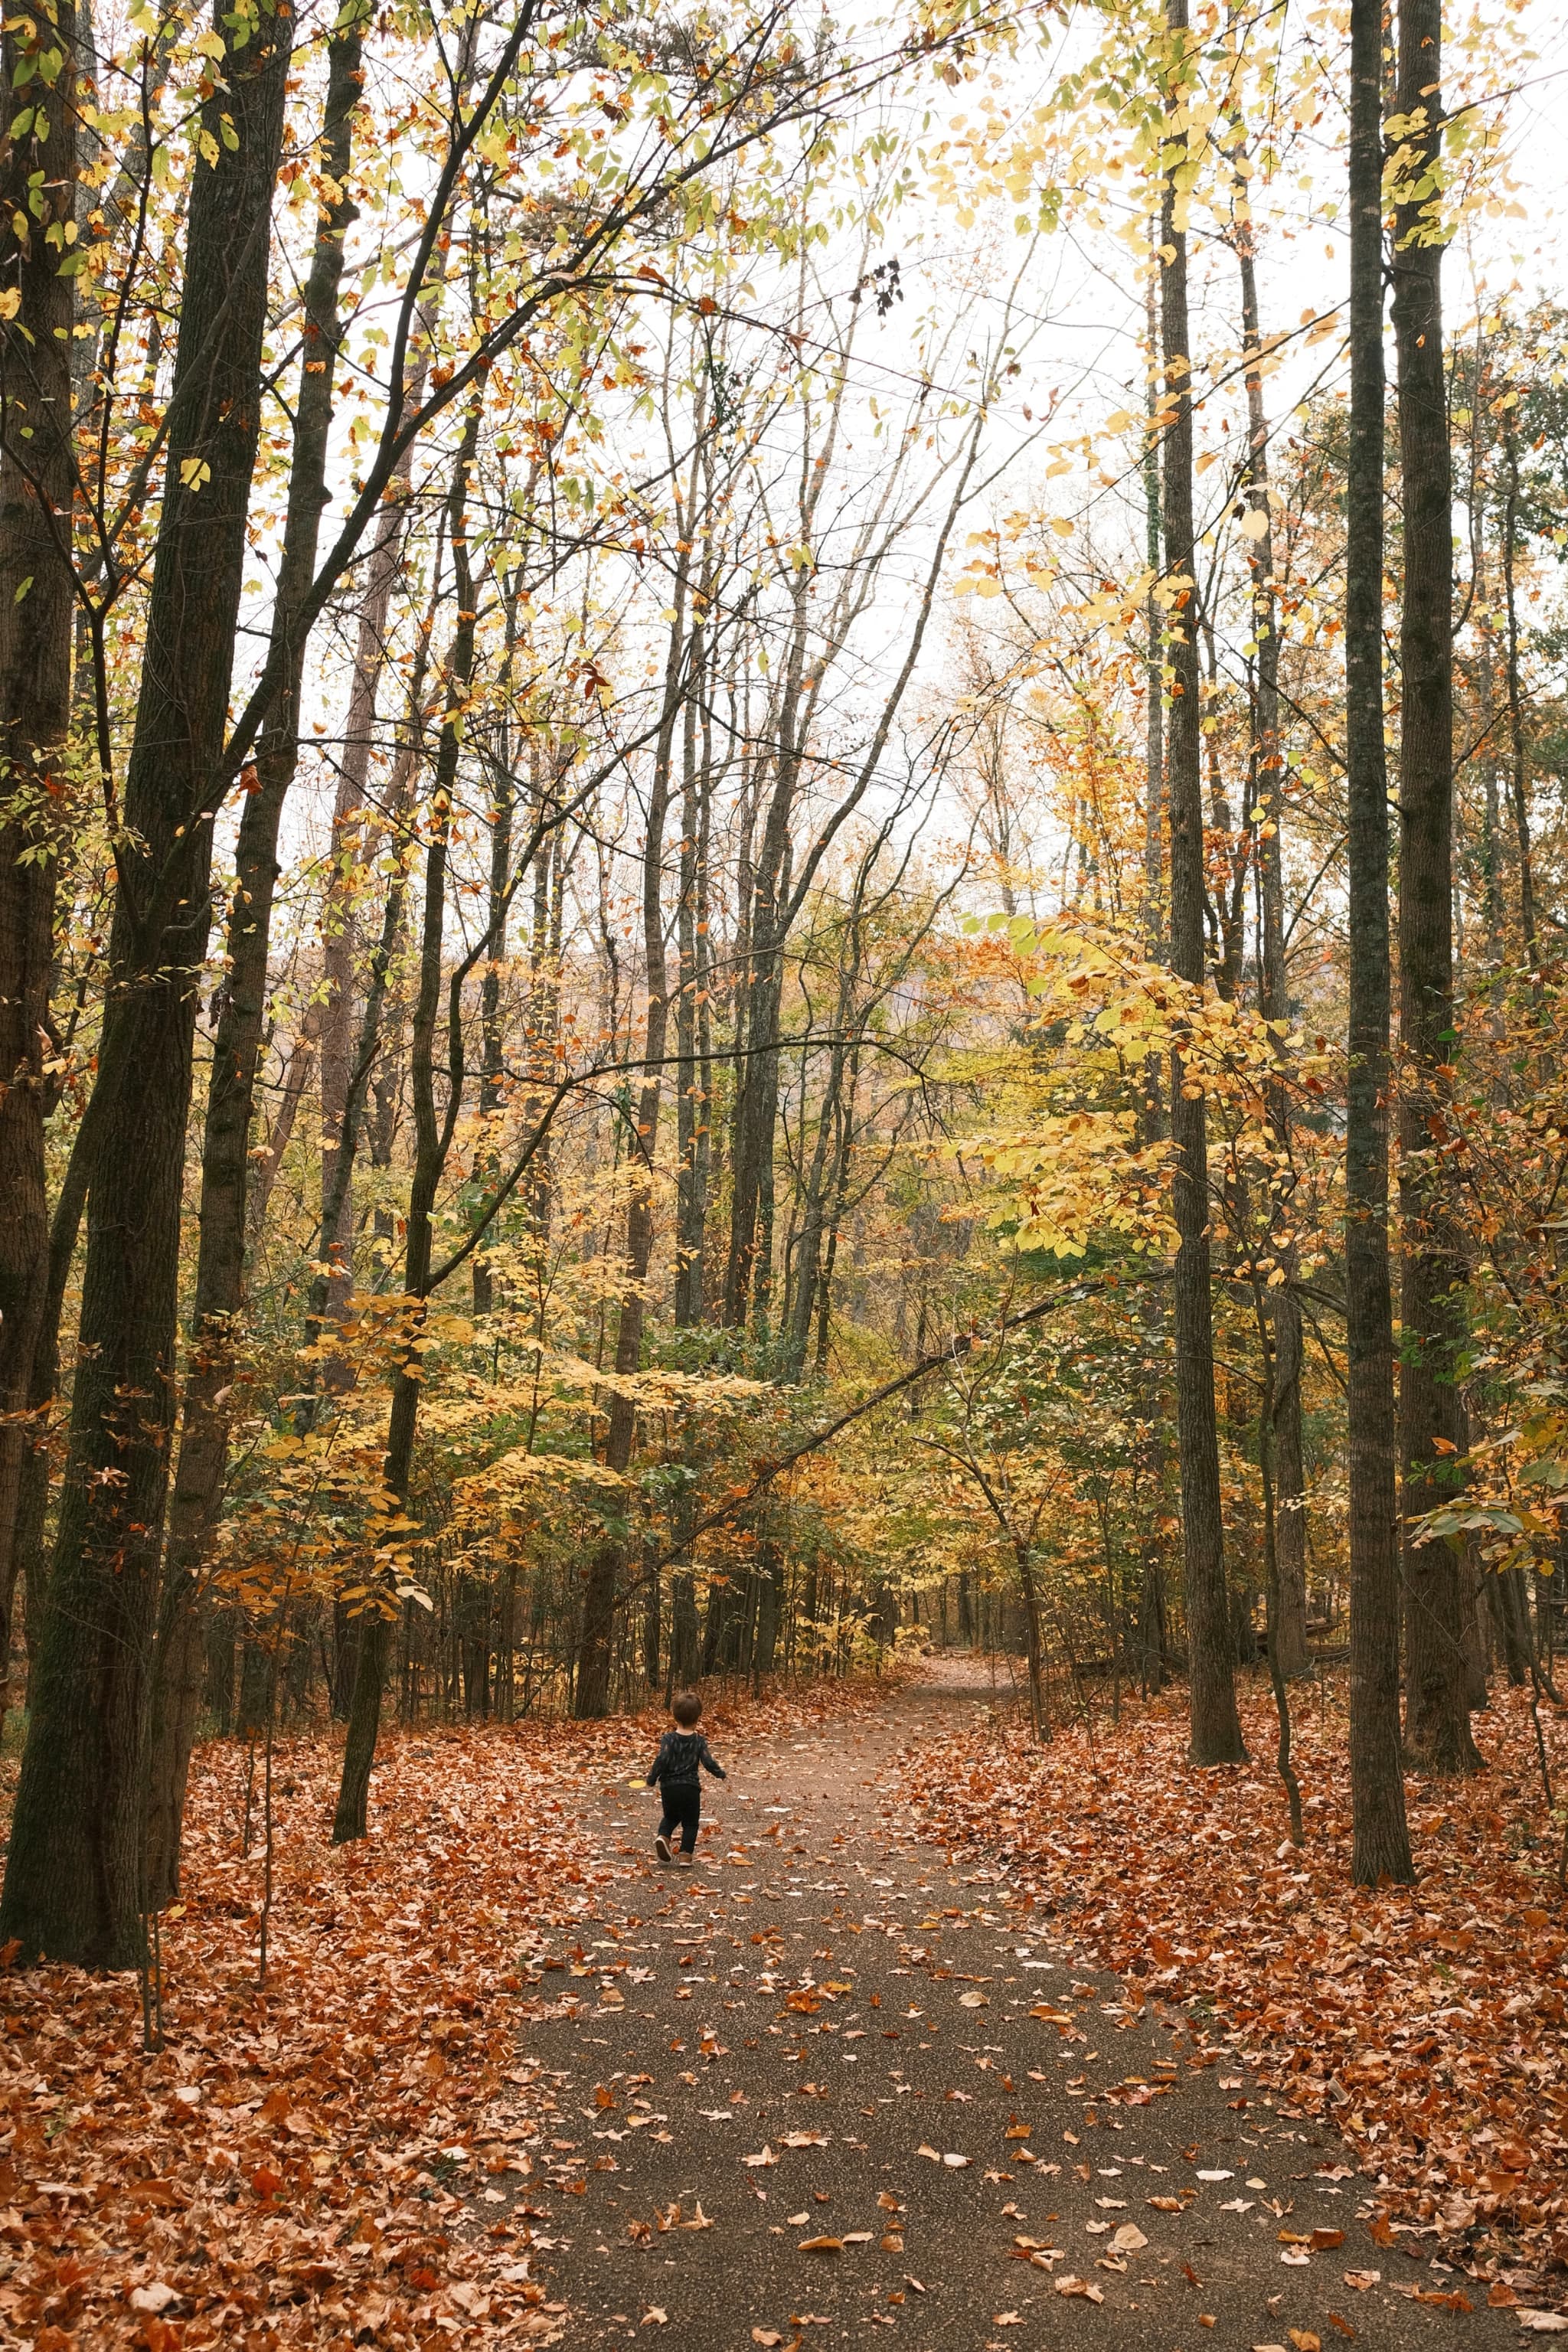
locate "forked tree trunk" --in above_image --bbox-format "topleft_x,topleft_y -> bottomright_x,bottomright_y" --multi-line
1393,0 -> 1481,1776
1345,0 -> 1415,1883
0,1 -> 292,1969
144,18 -> 364,1909
1160,0 -> 1244,1767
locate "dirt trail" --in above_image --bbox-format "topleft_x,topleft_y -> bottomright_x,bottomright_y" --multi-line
508,1661 -> 1509,2350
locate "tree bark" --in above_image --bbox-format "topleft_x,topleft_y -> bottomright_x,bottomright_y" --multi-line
1233,207 -> 1309,1682
320,316 -> 438,1320
1393,0 -> 1481,1776
576,559 -> 688,1716
0,0 -> 79,1698
0,0 -> 292,1968
144,16 -> 363,1909
333,407 -> 481,1842
1501,414 -> 1537,963
1160,0 -> 1244,1766
1345,0 -> 1416,1883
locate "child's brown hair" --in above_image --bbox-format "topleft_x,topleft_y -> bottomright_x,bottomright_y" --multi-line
671,1690 -> 702,1727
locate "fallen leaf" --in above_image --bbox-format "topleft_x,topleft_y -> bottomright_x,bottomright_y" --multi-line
1111,2223 -> 1148,2252
129,2285 -> 180,2315
799,2236 -> 843,2252
959,1991 -> 989,2007
1289,2334 -> 1322,2351
943,2152 -> 972,2168
1342,2272 -> 1381,2292
1056,2275 -> 1106,2303
642,2309 -> 668,2328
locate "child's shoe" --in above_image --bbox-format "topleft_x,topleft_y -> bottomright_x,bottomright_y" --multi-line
677,1852 -> 694,1867
655,1832 -> 672,1862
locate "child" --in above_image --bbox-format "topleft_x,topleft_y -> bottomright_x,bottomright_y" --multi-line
645,1690 -> 727,1866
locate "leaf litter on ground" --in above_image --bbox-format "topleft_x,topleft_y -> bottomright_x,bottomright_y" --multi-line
903,1677 -> 1568,2308
0,1673 -> 890,2346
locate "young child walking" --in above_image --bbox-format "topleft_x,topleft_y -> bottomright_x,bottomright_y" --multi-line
645,1690 -> 727,1866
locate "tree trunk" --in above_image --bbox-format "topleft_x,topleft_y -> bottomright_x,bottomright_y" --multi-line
1393,0 -> 1481,1777
144,19 -> 363,1909
0,1 -> 79,1698
1501,415 -> 1537,963
472,697 -> 514,1317
320,321 -> 436,1322
1345,0 -> 1415,1883
1015,1539 -> 1048,1743
1160,0 -> 1243,1767
577,562 -> 688,1716
332,409 -> 481,1844
1233,204 -> 1309,1682
0,1 -> 292,1968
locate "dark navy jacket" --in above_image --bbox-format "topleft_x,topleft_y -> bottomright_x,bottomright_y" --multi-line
646,1730 -> 727,1788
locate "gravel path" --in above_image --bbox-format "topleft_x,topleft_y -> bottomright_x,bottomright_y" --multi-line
508,1661 -> 1512,2352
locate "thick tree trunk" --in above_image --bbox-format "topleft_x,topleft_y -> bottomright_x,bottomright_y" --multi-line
0,2 -> 79,1697
144,21 -> 363,1909
0,2 -> 292,1968
1160,0 -> 1243,1767
1393,0 -> 1481,1777
1345,0 -> 1415,1883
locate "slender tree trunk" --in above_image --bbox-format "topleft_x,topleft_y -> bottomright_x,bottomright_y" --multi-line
1160,0 -> 1243,1766
1142,230 -> 1165,956
0,1 -> 79,1698
577,567 -> 689,1716
1345,0 -> 1415,1883
334,410 -> 481,1843
321,315 -> 439,1318
472,729 -> 513,1316
0,2 -> 293,1968
246,1007 -> 320,1244
1501,416 -> 1537,964
144,21 -> 363,1909
1233,209 -> 1309,1680
1015,1539 -> 1048,1743
1393,0 -> 1481,1776
674,616 -> 712,1328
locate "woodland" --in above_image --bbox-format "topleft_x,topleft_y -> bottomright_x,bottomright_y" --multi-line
2,0 -> 1568,2334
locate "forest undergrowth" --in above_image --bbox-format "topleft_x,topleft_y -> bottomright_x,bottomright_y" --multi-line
0,1676 -> 892,2349
907,1675 -> 1568,2299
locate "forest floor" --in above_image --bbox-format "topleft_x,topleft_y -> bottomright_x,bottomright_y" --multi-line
0,1658 -> 1563,2350
508,1657 -> 1541,2352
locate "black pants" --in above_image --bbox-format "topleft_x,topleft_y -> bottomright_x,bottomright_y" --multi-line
658,1782 -> 701,1853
